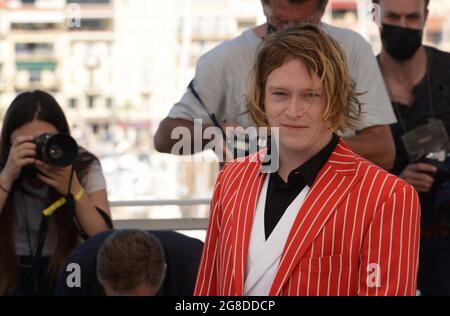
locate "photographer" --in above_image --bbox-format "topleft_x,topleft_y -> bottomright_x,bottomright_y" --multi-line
376,0 -> 450,295
0,90 -> 112,296
155,0 -> 397,170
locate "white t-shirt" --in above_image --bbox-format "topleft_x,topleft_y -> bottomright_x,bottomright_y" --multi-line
14,160 -> 106,257
168,23 -> 396,133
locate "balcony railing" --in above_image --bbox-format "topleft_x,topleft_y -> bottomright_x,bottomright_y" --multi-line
110,198 -> 211,231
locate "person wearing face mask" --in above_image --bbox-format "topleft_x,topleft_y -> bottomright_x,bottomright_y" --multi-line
376,0 -> 450,296
154,0 -> 397,171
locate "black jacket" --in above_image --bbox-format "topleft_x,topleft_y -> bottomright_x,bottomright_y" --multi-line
55,230 -> 203,296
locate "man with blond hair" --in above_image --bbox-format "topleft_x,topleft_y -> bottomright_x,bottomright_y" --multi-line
195,24 -> 420,296
155,0 -> 397,170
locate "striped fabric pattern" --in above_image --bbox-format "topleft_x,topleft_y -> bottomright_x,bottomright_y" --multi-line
194,140 -> 421,296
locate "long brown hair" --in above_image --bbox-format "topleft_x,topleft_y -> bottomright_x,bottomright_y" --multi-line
0,90 -> 99,295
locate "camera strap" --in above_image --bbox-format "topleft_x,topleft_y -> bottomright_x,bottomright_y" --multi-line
64,167 -> 90,240
33,216 -> 49,266
189,79 -> 266,160
188,79 -> 226,140
64,197 -> 113,240
384,53 -> 435,134
65,167 -> 113,239
64,192 -> 89,240
95,206 -> 113,229
22,212 -> 48,268
18,183 -> 50,293
26,167 -> 89,240
25,216 -> 49,294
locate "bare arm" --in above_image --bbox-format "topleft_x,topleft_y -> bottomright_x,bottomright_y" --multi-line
154,117 -> 220,155
35,161 -> 111,237
73,187 -> 111,236
344,125 -> 396,170
0,174 -> 12,216
0,136 -> 37,216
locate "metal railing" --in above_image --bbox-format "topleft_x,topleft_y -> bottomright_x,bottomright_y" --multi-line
110,198 -> 211,231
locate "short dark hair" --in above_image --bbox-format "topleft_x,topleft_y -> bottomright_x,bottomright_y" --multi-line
372,0 -> 429,9
288,0 -> 329,12
288,0 -> 328,12
263,0 -> 329,13
97,230 -> 166,294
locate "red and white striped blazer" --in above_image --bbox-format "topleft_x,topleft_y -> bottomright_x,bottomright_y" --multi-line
195,140 -> 421,296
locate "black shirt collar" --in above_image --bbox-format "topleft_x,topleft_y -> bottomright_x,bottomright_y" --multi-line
270,134 -> 339,187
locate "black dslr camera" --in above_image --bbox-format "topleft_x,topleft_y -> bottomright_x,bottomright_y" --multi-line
33,133 -> 78,167
402,120 -> 450,226
423,150 -> 450,226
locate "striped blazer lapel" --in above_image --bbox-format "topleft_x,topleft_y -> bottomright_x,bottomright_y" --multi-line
231,159 -> 267,296
269,141 -> 362,295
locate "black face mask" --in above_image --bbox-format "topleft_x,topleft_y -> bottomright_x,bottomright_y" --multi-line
381,24 -> 423,61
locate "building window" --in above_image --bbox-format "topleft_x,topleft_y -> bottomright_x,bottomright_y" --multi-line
69,98 -> 78,109
195,17 -> 208,35
15,43 -> 54,57
88,96 -> 96,109
29,70 -> 41,83
427,31 -> 443,46
68,0 -> 111,3
237,18 -> 256,31
106,98 -> 113,108
92,123 -> 99,134
12,23 -> 61,31
69,18 -> 113,31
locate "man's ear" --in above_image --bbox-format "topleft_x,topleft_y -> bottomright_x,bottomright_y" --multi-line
421,0 -> 429,27
261,0 -> 271,17
423,8 -> 429,26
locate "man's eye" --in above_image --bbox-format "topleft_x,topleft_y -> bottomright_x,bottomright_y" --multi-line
305,93 -> 320,98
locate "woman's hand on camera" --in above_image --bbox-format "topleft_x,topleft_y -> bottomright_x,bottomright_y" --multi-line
0,136 -> 36,188
35,161 -> 81,195
400,163 -> 437,193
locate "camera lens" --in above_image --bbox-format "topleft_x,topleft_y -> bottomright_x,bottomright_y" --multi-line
34,133 -> 78,167
48,145 -> 64,160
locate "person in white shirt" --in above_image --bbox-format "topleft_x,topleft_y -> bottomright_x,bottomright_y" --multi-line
155,0 -> 397,170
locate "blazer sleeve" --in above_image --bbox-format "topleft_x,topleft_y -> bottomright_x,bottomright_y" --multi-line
194,170 -> 225,296
357,183 -> 421,296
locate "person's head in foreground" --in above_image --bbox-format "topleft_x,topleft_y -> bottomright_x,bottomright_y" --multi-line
248,23 -> 361,160
261,0 -> 330,29
97,230 -> 166,296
